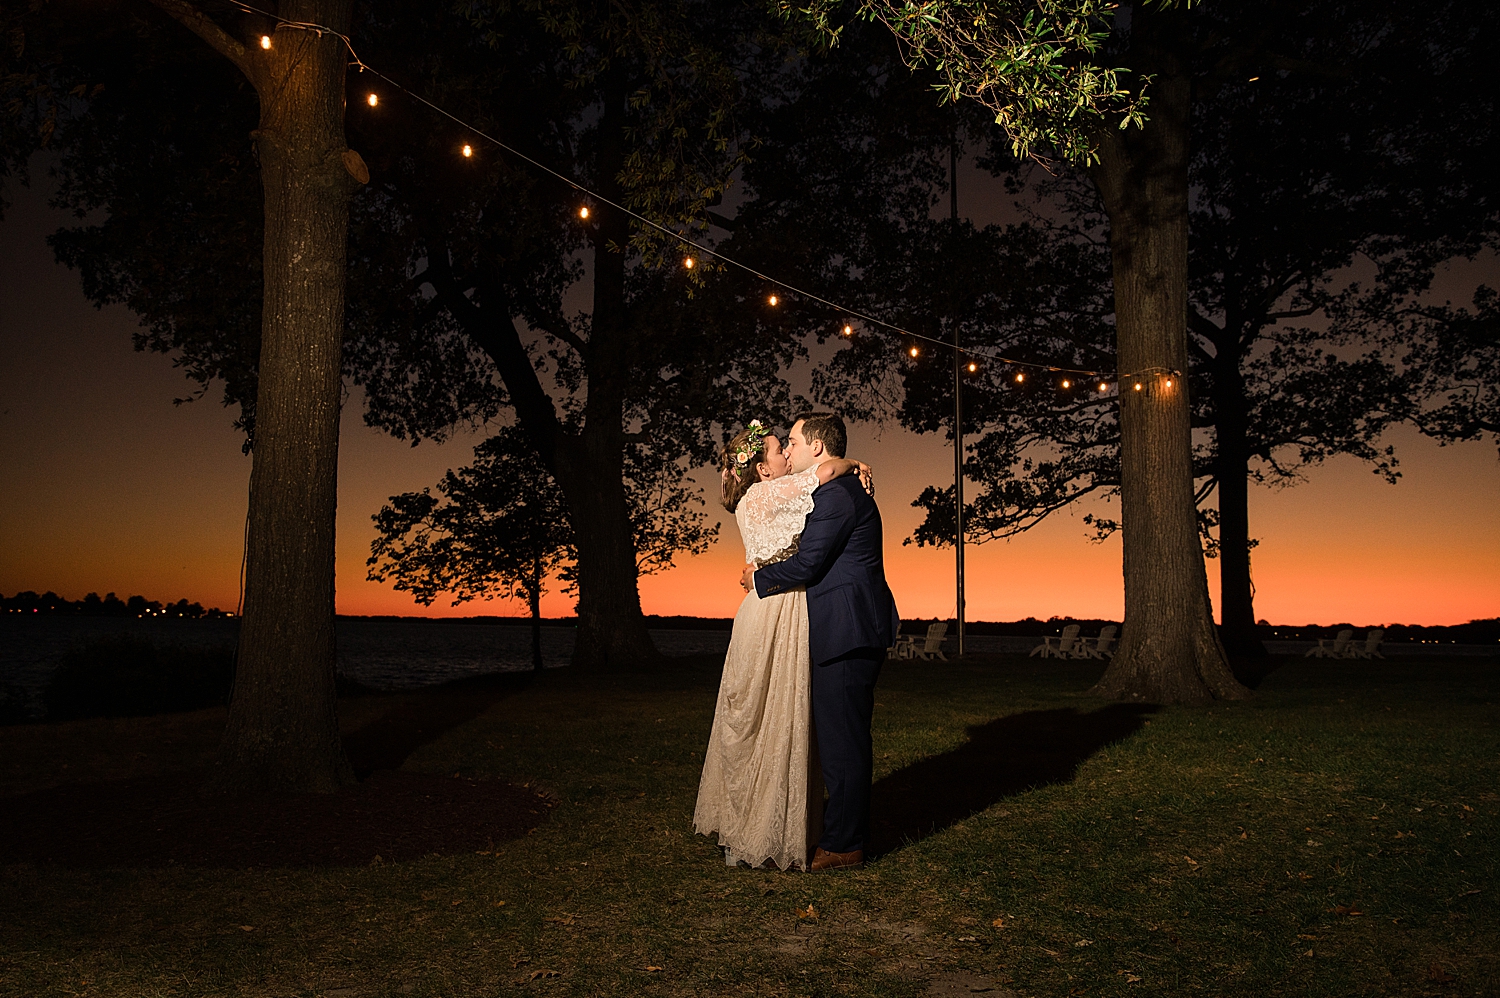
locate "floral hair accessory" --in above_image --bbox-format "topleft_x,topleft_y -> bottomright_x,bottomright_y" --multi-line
731,420 -> 770,473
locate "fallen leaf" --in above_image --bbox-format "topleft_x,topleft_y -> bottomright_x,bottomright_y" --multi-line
1126,974 -> 1142,983
452,900 -> 463,906
1239,832 -> 1248,840
1304,949 -> 1314,958
957,935 -> 977,942
494,901 -> 508,908
1329,904 -> 1364,916
796,904 -> 818,920
1184,855 -> 1198,866
1426,962 -> 1455,983
644,966 -> 664,973
1298,934 -> 1318,941
238,925 -> 255,932
1075,939 -> 1093,947
991,917 -> 1005,929
1040,947 -> 1061,957
528,968 -> 560,980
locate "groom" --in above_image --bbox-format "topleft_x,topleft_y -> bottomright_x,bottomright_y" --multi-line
740,412 -> 899,871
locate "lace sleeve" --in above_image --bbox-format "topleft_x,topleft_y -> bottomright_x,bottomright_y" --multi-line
735,467 -> 821,565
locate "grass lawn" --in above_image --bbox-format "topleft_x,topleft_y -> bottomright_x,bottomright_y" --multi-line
1,652 -> 1496,997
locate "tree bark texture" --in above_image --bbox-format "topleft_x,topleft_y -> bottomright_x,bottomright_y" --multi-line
1212,355 -> 1266,656
211,2 -> 356,789
1086,30 -> 1249,704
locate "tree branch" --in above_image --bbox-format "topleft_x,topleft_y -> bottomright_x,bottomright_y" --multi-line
147,0 -> 256,80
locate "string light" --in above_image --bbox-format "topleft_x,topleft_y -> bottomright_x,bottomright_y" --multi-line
1015,372 -> 1025,383
225,0 -> 1170,393
1165,378 -> 1173,388
768,294 -> 779,306
367,93 -> 378,107
1133,382 -> 1143,391
967,362 -> 977,373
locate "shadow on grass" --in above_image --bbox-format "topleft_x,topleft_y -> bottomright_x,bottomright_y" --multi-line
1231,654 -> 1293,690
342,670 -> 536,778
869,703 -> 1156,857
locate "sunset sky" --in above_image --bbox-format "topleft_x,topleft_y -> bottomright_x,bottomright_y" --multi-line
3,175 -> 1497,626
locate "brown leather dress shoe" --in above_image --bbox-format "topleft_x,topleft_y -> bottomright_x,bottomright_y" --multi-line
810,847 -> 864,872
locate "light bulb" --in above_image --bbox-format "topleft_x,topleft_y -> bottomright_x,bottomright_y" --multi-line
1098,382 -> 1108,392
1133,382 -> 1143,391
1015,372 -> 1025,383
579,206 -> 590,219
768,294 -> 779,306
842,324 -> 853,337
367,93 -> 378,107
1165,378 -> 1173,388
260,34 -> 272,49
1061,379 -> 1071,389
461,144 -> 473,158
683,256 -> 695,269
909,346 -> 919,357
967,362 -> 977,373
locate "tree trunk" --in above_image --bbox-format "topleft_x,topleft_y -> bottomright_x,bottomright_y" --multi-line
216,2 -> 356,789
1212,356 -> 1266,657
552,440 -> 658,666
431,72 -> 658,671
1086,33 -> 1249,705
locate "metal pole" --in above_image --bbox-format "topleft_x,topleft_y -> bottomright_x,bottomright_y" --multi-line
950,135 -> 965,657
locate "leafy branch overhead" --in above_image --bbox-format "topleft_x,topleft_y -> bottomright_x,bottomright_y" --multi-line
780,0 -> 1166,163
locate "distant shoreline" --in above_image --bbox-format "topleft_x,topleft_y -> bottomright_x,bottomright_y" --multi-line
331,613 -> 1500,645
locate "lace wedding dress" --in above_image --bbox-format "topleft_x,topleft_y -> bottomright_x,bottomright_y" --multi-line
693,467 -> 825,871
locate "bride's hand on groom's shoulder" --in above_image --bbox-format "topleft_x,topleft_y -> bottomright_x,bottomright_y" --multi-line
855,461 -> 874,498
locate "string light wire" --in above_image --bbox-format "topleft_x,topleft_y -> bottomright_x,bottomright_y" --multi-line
223,1 -> 1175,384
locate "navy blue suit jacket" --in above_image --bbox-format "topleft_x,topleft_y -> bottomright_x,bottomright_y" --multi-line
753,473 -> 900,666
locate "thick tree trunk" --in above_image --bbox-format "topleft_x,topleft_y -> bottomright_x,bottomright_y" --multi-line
216,3 -> 356,790
1086,41 -> 1248,704
553,441 -> 659,668
1213,359 -> 1266,657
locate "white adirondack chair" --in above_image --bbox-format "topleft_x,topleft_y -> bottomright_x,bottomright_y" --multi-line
912,622 -> 949,661
1077,625 -> 1118,660
1305,629 -> 1354,658
1348,628 -> 1385,659
1031,624 -> 1082,659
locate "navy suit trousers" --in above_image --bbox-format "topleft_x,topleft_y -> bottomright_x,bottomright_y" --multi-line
812,647 -> 884,854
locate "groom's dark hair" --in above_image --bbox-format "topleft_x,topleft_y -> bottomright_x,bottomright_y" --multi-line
795,411 -> 847,458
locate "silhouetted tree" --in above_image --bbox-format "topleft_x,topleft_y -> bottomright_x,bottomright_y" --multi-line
370,428 -> 570,672
368,424 -> 714,670
340,1 -> 808,667
813,0 -> 1497,698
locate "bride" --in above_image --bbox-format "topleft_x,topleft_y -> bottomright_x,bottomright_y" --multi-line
693,420 -> 871,871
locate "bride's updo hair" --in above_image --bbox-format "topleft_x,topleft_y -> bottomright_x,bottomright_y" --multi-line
720,424 -> 772,513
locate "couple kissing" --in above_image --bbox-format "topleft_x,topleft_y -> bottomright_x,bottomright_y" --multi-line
693,412 -> 899,872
